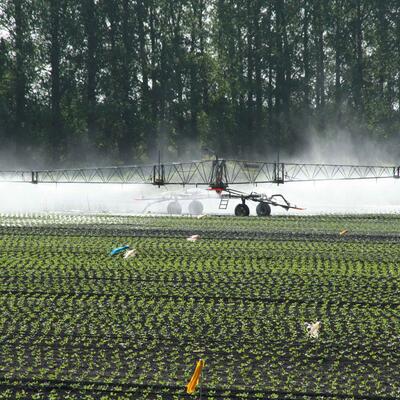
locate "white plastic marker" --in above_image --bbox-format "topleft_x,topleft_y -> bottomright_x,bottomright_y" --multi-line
124,249 -> 137,259
187,235 -> 201,242
305,321 -> 321,338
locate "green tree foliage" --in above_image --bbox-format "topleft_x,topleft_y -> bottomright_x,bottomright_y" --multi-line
0,0 -> 399,166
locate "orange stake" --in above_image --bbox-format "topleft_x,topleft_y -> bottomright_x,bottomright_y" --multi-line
186,359 -> 205,394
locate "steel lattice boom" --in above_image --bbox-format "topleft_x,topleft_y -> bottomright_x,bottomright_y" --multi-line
0,160 -> 399,186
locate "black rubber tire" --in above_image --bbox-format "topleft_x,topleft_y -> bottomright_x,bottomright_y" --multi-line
256,202 -> 271,217
188,200 -> 204,215
167,201 -> 182,215
234,203 -> 250,217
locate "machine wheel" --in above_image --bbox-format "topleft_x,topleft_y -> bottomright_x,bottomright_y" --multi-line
234,203 -> 250,217
256,202 -> 271,217
188,200 -> 204,215
167,201 -> 182,215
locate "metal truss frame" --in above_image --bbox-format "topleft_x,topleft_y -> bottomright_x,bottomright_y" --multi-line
0,161 -> 399,186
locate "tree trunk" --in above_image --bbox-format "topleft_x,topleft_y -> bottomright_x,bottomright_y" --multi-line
254,1 -> 262,137
302,0 -> 310,109
376,2 -> 387,100
314,0 -> 325,111
171,4 -> 185,156
267,66 -> 273,131
189,2 -> 198,141
50,0 -> 62,163
138,0 -> 154,158
264,5 -> 273,138
352,0 -> 363,112
274,0 -> 285,146
397,6 -> 400,113
119,0 -> 135,163
105,0 -> 118,97
149,1 -> 158,120
334,3 -> 342,112
83,0 -> 97,140
198,0 -> 209,113
14,0 -> 26,159
246,0 -> 254,151
274,0 -> 284,117
104,0 -> 133,162
237,14 -> 246,155
282,10 -> 291,117
137,0 -> 148,105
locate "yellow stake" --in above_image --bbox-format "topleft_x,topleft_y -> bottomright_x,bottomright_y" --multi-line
186,359 -> 205,394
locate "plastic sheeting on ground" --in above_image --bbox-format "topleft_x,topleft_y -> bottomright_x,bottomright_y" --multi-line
187,234 -> 201,242
123,249 -> 137,259
110,245 -> 129,256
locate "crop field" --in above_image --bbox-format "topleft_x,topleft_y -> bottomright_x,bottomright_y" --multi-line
0,213 -> 399,399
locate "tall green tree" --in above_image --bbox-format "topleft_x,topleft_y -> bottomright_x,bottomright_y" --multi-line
0,0 -> 399,165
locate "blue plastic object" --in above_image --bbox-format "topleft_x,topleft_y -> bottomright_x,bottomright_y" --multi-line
110,245 -> 129,256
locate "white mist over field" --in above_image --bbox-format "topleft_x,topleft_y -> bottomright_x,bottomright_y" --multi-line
247,179 -> 400,215
0,128 -> 398,215
0,178 -> 398,215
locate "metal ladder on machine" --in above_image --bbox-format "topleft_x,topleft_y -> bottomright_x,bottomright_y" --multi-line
219,196 -> 229,210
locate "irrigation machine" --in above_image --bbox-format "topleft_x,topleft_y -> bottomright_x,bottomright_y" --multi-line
0,155 -> 399,216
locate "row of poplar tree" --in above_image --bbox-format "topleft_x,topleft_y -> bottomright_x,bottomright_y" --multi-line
0,0 -> 399,167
